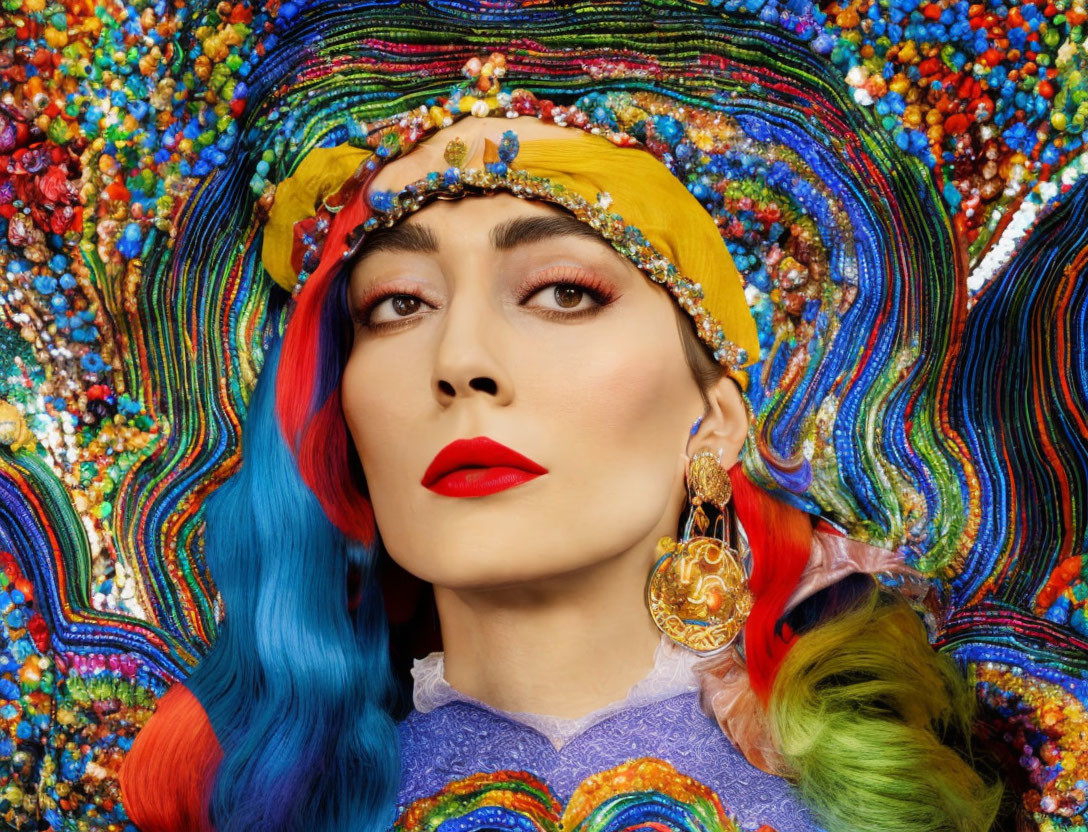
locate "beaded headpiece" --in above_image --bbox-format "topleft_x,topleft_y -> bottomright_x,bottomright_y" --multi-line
260,52 -> 761,373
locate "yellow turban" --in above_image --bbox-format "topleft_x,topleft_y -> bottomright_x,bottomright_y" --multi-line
262,127 -> 760,371
261,145 -> 373,290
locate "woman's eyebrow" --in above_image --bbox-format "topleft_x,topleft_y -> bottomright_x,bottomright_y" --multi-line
353,213 -> 607,263
490,214 -> 608,250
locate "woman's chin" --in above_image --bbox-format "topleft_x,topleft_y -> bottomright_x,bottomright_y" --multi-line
405,549 -> 605,593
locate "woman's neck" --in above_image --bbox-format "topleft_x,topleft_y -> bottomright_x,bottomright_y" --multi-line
434,545 -> 663,720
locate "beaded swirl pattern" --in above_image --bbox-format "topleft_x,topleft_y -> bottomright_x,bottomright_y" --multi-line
0,2 -> 1086,828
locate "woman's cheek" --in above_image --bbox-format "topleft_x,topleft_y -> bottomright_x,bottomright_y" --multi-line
342,351 -> 418,472
564,332 -> 681,443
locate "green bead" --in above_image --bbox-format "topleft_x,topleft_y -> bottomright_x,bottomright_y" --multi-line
47,118 -> 69,143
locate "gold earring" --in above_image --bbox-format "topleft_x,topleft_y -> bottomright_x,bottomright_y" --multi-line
646,450 -> 753,654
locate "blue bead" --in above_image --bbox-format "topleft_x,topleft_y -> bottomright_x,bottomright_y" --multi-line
34,275 -> 58,294
80,353 -> 106,374
368,190 -> 394,211
498,130 -> 520,163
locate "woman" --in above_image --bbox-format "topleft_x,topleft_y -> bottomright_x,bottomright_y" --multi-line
119,59 -> 1006,832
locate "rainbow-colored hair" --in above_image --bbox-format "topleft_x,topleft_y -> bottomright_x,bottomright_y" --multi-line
120,146 -> 1003,832
274,164 -> 384,546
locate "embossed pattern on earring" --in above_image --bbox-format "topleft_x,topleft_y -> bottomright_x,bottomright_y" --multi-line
646,450 -> 753,654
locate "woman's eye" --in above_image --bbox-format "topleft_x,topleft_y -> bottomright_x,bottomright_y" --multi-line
363,294 -> 430,327
523,279 -> 613,317
355,274 -> 614,330
535,284 -> 592,310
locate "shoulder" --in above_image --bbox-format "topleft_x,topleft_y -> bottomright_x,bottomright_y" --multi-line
120,682 -> 222,832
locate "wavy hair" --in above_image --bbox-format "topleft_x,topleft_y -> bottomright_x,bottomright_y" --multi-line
182,326 -> 399,832
771,581 -> 1009,832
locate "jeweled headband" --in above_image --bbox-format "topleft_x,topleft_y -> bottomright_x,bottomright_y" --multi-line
258,53 -> 761,374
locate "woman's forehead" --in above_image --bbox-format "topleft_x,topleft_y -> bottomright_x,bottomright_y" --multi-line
348,194 -> 624,278
367,115 -> 586,195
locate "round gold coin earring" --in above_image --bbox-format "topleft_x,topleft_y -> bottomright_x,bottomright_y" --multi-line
646,447 -> 754,654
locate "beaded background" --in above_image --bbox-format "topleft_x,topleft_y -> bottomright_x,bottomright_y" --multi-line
0,0 -> 1086,829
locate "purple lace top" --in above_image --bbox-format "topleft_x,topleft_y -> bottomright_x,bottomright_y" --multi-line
393,638 -> 824,832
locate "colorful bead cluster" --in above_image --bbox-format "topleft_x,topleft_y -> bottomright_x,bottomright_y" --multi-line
976,663 -> 1088,828
0,0 -> 259,605
0,550 -> 52,827
0,1 -> 1084,827
1038,555 -> 1088,637
563,757 -> 743,832
394,769 -> 562,832
813,0 -> 1088,263
1,550 -> 163,830
393,758 -> 746,832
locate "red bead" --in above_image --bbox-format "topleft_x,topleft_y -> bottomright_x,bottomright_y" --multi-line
945,113 -> 970,135
919,57 -> 942,76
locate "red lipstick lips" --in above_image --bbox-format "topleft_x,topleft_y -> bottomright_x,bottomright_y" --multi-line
422,436 -> 548,497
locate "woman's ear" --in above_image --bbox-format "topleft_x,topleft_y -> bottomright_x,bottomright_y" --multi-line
686,376 -> 748,469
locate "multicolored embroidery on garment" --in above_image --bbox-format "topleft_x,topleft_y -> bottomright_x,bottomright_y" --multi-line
392,758 -> 771,832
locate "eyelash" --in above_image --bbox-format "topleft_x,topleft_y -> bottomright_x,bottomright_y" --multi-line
351,268 -> 617,331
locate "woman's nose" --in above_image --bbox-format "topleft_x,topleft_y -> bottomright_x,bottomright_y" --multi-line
436,376 -> 498,398
430,286 -> 513,406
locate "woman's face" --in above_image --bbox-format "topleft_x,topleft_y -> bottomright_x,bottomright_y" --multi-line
341,121 -> 710,590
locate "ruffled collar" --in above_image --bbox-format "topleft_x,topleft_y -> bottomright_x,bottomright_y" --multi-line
411,528 -> 920,764
411,632 -> 701,751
